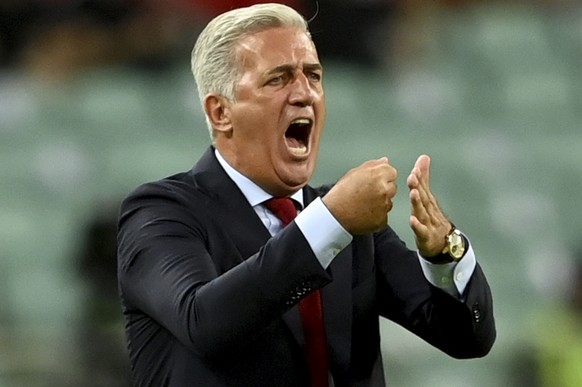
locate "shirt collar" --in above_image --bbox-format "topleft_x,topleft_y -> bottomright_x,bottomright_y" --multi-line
215,149 -> 304,208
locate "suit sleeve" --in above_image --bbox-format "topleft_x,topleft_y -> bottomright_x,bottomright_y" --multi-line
117,182 -> 331,360
373,226 -> 496,359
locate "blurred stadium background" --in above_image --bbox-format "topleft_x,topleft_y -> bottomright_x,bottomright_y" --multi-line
1,0 -> 582,386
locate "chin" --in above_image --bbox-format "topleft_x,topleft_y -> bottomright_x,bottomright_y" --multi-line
284,174 -> 312,191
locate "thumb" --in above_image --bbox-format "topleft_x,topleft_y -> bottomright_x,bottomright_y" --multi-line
366,156 -> 389,167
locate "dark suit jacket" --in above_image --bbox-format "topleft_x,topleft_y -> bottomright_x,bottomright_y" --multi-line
117,147 -> 495,387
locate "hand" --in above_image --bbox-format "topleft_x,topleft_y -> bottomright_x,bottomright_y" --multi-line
323,157 -> 398,235
407,155 -> 452,257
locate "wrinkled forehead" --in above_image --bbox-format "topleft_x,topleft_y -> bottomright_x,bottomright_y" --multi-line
234,27 -> 319,72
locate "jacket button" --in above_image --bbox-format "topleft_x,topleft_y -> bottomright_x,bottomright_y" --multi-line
472,304 -> 481,323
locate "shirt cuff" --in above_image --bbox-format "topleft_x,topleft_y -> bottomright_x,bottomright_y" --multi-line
295,197 -> 353,269
418,237 -> 477,298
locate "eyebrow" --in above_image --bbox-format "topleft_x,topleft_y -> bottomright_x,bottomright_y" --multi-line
266,63 -> 323,75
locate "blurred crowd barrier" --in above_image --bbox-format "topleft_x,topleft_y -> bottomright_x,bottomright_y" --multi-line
1,1 -> 582,386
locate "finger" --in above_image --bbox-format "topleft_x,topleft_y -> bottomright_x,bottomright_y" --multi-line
362,157 -> 392,181
409,188 -> 429,223
412,155 -> 431,198
409,167 -> 432,212
410,180 -> 442,229
406,171 -> 418,190
412,156 -> 438,213
387,164 -> 398,183
409,215 -> 429,241
386,180 -> 398,202
370,156 -> 389,166
414,155 -> 431,187
386,197 -> 394,213
375,163 -> 398,189
355,157 -> 388,174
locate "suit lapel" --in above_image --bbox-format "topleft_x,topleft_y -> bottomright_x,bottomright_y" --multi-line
190,147 -> 271,270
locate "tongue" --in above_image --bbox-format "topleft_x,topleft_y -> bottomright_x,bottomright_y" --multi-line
285,136 -> 303,149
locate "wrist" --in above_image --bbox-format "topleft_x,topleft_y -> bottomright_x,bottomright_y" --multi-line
422,252 -> 454,264
423,225 -> 467,264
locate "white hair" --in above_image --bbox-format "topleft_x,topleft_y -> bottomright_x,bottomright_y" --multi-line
191,3 -> 310,139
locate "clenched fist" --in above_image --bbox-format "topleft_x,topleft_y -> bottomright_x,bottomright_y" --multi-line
323,157 -> 398,235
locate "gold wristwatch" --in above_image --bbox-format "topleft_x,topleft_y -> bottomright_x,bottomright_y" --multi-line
442,226 -> 466,261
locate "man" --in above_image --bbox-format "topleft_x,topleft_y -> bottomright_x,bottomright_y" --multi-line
117,3 -> 495,386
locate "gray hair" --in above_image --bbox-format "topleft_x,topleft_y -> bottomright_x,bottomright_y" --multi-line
191,3 -> 310,138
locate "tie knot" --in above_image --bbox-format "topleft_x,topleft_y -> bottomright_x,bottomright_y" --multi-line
265,197 -> 297,227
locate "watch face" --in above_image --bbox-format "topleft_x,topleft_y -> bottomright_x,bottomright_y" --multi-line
448,231 -> 465,260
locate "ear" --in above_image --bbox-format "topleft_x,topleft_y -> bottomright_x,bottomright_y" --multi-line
204,94 -> 233,135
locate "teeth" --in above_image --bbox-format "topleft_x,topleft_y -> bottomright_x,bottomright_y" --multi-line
291,118 -> 311,126
289,145 -> 307,155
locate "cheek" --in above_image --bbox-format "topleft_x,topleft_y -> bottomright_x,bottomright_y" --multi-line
231,106 -> 265,139
317,96 -> 326,118
234,119 -> 278,158
234,100 -> 280,132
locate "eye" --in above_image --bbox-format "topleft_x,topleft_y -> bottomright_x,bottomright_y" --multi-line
266,74 -> 287,86
307,71 -> 322,82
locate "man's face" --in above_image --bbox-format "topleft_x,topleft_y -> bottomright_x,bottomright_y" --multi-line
217,27 -> 325,196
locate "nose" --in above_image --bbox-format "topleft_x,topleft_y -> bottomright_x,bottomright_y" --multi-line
288,73 -> 315,107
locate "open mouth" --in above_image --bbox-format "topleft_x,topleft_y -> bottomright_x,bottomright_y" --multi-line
285,118 -> 312,156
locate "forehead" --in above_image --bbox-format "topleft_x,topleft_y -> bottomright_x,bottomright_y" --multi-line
235,27 -> 319,71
